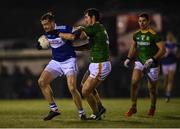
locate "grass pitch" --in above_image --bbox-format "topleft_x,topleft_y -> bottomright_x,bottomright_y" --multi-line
0,98 -> 180,128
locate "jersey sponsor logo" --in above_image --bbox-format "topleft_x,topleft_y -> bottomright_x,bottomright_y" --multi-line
48,37 -> 65,48
141,35 -> 145,40
56,25 -> 66,30
137,35 -> 150,41
146,36 -> 150,41
137,41 -> 150,46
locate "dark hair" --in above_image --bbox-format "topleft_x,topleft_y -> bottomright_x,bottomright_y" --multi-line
40,12 -> 55,21
84,8 -> 100,21
138,12 -> 150,21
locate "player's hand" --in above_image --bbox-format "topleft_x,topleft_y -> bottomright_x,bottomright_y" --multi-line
36,42 -> 42,50
144,58 -> 154,68
73,26 -> 85,31
72,29 -> 83,40
124,58 -> 131,68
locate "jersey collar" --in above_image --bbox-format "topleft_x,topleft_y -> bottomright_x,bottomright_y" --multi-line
140,27 -> 150,33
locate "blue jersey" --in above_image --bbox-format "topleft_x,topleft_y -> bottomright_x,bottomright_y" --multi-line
45,24 -> 76,62
161,42 -> 177,65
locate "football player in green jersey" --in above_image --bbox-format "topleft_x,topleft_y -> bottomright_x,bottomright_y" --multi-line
124,13 -> 166,117
59,8 -> 111,120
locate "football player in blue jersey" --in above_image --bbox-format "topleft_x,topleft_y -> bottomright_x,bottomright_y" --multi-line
161,32 -> 178,102
37,12 -> 86,121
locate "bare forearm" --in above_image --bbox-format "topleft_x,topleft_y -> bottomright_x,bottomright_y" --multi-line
154,47 -> 166,60
59,33 -> 75,40
153,42 -> 166,60
128,42 -> 137,59
59,31 -> 87,41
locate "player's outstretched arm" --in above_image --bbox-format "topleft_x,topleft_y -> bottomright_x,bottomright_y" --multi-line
59,33 -> 75,40
59,28 -> 87,41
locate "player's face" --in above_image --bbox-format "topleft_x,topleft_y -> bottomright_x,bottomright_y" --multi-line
41,19 -> 55,32
138,17 -> 149,30
84,13 -> 93,26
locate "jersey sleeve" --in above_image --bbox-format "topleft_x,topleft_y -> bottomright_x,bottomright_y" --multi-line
57,25 -> 73,33
65,25 -> 73,33
154,33 -> 162,43
84,25 -> 96,36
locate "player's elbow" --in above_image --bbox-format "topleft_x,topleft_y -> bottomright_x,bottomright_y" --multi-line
158,44 -> 166,58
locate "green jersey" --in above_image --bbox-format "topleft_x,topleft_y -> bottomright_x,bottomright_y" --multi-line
133,28 -> 162,64
84,22 -> 110,63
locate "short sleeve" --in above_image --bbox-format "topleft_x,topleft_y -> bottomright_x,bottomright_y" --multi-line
154,33 -> 162,43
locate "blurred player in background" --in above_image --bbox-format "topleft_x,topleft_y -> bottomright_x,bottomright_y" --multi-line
161,32 -> 178,102
37,12 -> 86,121
124,13 -> 165,117
59,8 -> 111,120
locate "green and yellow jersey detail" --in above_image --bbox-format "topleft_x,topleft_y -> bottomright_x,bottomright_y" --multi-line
84,22 -> 110,63
133,28 -> 162,64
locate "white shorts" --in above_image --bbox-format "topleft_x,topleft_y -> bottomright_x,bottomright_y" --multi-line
134,61 -> 160,81
162,63 -> 177,75
44,58 -> 77,78
89,61 -> 111,81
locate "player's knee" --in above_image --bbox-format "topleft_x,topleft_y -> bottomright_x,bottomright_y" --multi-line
131,78 -> 139,87
68,86 -> 77,94
82,89 -> 89,98
67,77 -> 75,88
38,78 -> 47,88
